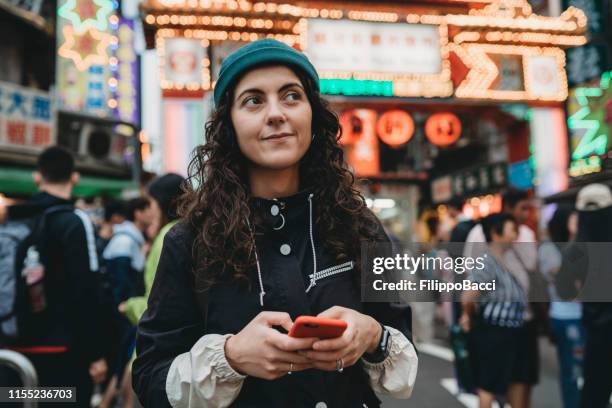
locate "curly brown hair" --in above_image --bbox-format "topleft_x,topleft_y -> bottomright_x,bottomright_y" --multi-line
178,66 -> 382,292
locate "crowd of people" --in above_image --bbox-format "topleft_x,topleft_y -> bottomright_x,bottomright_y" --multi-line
411,188 -> 612,408
0,146 -> 185,407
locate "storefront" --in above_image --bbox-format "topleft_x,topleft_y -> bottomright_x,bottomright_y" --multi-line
0,0 -> 143,199
140,0 -> 586,234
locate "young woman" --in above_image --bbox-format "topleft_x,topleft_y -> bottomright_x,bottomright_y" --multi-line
132,39 -> 417,407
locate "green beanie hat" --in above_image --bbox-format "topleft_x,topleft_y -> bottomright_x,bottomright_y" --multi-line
213,39 -> 319,106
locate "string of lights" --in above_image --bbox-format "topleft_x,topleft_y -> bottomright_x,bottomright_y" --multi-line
142,0 -> 586,101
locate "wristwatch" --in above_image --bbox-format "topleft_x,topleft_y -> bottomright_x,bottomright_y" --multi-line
363,323 -> 391,363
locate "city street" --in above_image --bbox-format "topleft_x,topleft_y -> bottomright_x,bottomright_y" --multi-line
2,0 -> 612,406
381,339 -> 565,408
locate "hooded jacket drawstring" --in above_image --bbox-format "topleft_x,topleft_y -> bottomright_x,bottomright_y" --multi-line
248,193 -> 319,307
245,217 -> 266,307
305,193 -> 318,293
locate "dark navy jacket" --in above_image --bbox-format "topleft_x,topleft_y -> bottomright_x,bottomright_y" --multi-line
133,191 -> 412,407
6,192 -> 103,363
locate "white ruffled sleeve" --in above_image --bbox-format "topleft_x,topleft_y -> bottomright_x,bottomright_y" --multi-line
165,334 -> 246,408
361,326 -> 419,399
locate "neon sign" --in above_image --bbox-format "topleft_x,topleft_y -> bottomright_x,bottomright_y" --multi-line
58,0 -> 114,32
567,71 -> 611,168
58,25 -> 111,71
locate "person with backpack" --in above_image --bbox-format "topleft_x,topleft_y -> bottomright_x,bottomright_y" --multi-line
132,39 -> 418,407
0,146 -> 107,406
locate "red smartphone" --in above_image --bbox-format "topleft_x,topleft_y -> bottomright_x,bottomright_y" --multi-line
288,316 -> 347,339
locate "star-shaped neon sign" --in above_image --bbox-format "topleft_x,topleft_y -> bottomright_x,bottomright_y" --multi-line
58,0 -> 113,32
59,25 -> 111,71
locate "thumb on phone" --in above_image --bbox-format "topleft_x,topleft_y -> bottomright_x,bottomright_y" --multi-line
317,306 -> 345,319
259,311 -> 294,332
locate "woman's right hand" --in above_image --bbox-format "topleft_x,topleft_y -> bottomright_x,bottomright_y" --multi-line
224,312 -> 317,380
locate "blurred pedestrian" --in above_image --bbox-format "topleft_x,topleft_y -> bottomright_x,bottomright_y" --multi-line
539,205 -> 583,408
133,38 -> 417,407
463,189 -> 541,405
412,209 -> 440,343
556,183 -> 612,408
464,189 -> 536,264
102,197 -> 152,306
100,196 -> 152,408
461,213 -> 529,408
0,146 -> 107,406
121,173 -> 185,326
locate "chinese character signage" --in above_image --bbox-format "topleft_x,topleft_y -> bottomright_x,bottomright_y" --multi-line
304,19 -> 442,75
566,44 -> 608,87
449,163 -> 508,199
0,81 -> 55,150
563,0 -> 610,86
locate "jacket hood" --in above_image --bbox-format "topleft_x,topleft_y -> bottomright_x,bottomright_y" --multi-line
103,221 -> 146,271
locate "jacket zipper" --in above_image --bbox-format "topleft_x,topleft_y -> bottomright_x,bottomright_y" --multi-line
308,261 -> 354,281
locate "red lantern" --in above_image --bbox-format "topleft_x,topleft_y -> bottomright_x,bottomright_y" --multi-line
345,109 -> 379,177
376,110 -> 414,147
338,110 -> 363,145
425,113 -> 462,147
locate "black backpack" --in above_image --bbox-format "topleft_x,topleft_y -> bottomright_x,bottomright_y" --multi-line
0,205 -> 73,345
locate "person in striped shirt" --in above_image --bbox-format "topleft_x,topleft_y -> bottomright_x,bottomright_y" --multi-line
461,213 -> 529,408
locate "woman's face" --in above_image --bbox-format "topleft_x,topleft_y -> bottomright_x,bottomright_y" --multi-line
145,195 -> 162,238
230,65 -> 313,171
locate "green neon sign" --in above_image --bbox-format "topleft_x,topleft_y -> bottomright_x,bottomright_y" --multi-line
569,156 -> 602,178
58,0 -> 113,32
320,79 -> 393,97
568,71 -> 611,161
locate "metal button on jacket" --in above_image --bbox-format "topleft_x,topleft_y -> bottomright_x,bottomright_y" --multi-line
280,243 -> 291,255
270,204 -> 280,216
315,402 -> 327,408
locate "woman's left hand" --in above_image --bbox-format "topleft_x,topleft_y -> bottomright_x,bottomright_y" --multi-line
301,306 -> 382,371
